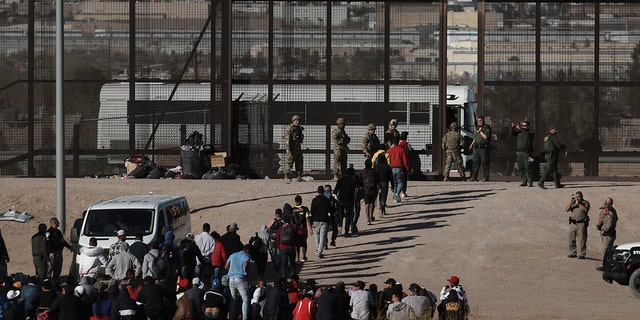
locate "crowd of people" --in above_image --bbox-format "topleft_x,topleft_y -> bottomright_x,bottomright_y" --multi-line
0,201 -> 471,320
0,170 -> 474,320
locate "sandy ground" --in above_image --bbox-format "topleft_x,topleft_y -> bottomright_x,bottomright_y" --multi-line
1,177 -> 640,319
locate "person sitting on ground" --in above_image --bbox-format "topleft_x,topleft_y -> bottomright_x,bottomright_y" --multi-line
437,275 -> 469,319
386,292 -> 416,320
203,278 -> 227,320
402,283 -> 431,320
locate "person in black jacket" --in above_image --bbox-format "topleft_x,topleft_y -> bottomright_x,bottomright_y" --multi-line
374,149 -> 393,218
137,276 -> 166,320
262,278 -> 288,320
47,217 -> 73,287
316,286 -> 338,320
221,223 -> 244,256
333,168 -> 358,237
309,185 -> 334,258
179,234 -> 204,283
50,284 -> 83,320
0,227 -> 10,282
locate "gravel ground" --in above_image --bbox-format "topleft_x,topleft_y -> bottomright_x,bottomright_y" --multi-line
1,177 -> 639,319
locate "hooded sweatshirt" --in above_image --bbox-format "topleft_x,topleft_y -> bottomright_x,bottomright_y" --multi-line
386,301 -> 416,320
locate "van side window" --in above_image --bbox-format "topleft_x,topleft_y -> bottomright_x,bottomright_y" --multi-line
158,208 -> 166,232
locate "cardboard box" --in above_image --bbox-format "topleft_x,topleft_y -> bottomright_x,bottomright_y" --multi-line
210,152 -> 228,167
125,161 -> 138,174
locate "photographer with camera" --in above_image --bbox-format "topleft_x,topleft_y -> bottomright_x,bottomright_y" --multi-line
565,191 -> 591,259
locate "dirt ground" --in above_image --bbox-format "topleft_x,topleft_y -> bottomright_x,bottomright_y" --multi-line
1,177 -> 640,319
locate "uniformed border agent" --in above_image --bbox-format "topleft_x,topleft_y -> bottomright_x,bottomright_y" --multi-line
332,117 -> 351,180
284,114 -> 304,182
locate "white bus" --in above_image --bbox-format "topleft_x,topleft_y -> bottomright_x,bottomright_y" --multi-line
98,83 -> 477,174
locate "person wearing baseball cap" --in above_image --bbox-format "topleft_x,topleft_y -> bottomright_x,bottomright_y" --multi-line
437,275 -> 470,319
362,123 -> 381,159
108,229 -> 128,262
384,119 -> 400,148
381,278 -> 402,308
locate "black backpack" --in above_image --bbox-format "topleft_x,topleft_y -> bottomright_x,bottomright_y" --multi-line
248,233 -> 265,254
279,223 -> 295,245
151,252 -> 168,279
269,219 -> 283,241
291,210 -> 306,232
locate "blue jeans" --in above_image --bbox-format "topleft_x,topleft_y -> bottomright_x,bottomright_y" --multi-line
212,266 -> 224,280
278,247 -> 296,278
313,221 -> 329,254
392,167 -> 406,197
229,277 -> 250,320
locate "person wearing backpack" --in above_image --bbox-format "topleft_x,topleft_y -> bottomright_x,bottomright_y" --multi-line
267,209 -> 284,273
359,159 -> 380,226
276,217 -> 298,279
249,226 -> 270,281
292,195 -> 311,263
142,241 -> 163,280
374,148 -> 393,218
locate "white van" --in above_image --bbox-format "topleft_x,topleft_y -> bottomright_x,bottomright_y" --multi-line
78,195 -> 191,252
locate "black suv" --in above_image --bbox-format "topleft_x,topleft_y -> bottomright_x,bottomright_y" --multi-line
602,241 -> 640,298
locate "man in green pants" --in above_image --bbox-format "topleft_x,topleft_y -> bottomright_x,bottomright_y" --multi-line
511,120 -> 534,187
442,122 -> 466,181
538,125 -> 565,189
332,117 -> 351,180
284,114 -> 305,182
470,116 -> 492,182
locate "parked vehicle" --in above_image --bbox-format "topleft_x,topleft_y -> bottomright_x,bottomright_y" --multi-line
78,195 -> 191,254
601,241 -> 640,298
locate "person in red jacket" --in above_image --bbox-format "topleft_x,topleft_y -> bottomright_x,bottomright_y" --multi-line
386,137 -> 411,203
292,289 -> 317,320
209,231 -> 228,281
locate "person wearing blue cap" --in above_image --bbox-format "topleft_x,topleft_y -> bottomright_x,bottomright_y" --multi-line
203,278 -> 227,319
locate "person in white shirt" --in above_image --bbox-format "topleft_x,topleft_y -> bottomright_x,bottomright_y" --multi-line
195,223 -> 215,278
76,237 -> 108,280
250,279 -> 267,319
350,280 -> 376,320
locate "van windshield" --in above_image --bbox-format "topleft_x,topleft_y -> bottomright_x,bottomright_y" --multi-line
83,209 -> 155,236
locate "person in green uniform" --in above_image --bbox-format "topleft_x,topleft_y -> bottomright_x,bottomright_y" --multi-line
470,116 -> 492,181
332,117 -> 351,180
384,119 -> 400,148
510,120 -> 534,187
362,123 -> 381,159
441,122 -> 467,181
284,114 -> 305,182
538,125 -> 565,189
31,223 -> 49,280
